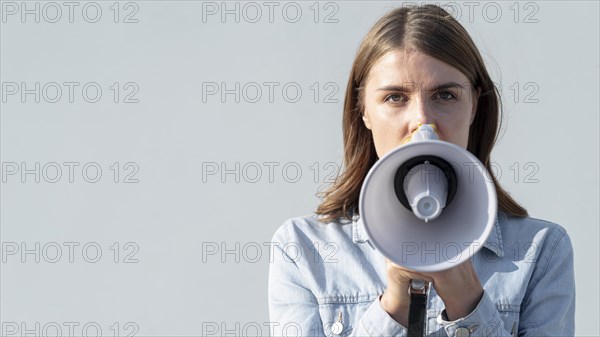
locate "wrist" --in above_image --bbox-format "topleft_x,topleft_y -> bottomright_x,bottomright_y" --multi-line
380,291 -> 410,327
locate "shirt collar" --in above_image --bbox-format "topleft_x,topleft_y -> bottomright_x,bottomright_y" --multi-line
351,211 -> 505,257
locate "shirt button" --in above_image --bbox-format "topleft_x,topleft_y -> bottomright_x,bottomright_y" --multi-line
331,321 -> 344,335
455,327 -> 470,337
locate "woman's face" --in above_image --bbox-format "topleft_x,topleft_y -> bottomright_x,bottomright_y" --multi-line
362,49 -> 480,158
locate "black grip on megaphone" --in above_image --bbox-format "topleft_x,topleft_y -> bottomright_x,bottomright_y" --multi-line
394,155 -> 458,213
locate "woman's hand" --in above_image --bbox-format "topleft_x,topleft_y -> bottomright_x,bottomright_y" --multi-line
380,259 -> 483,326
427,259 -> 483,320
380,259 -> 434,327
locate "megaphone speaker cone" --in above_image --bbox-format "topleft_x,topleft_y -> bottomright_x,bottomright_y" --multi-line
359,140 -> 497,272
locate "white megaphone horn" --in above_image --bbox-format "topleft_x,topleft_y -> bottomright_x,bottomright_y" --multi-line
358,124 -> 497,272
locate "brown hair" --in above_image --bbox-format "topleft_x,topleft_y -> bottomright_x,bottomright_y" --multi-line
316,4 -> 528,223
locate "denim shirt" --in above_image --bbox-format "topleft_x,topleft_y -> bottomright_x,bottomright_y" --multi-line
267,211 -> 575,337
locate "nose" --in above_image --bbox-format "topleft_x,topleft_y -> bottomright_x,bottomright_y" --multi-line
408,96 -> 434,134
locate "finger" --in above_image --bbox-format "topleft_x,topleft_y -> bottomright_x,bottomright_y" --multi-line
386,264 -> 435,284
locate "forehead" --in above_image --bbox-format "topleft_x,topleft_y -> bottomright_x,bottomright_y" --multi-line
366,49 -> 469,87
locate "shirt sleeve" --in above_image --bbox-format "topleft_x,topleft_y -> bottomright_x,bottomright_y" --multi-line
268,223 -> 409,337
436,228 -> 576,337
267,232 -> 325,337
437,291 -> 514,337
350,295 -> 408,336
518,228 -> 576,336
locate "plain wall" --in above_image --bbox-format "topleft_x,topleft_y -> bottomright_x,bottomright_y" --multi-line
1,1 -> 598,336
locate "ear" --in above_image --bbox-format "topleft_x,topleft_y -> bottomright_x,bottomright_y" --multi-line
362,111 -> 372,130
470,86 -> 481,125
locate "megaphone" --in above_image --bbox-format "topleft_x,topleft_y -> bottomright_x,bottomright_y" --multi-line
359,124 -> 497,272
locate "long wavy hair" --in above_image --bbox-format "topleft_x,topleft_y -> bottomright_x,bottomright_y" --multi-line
316,4 -> 528,223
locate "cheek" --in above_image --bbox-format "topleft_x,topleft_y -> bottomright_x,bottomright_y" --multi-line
437,119 -> 471,148
369,115 -> 409,156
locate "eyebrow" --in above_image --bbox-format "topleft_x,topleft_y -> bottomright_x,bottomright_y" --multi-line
376,82 -> 467,92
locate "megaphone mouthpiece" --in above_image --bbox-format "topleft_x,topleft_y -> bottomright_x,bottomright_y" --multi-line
404,124 -> 439,143
394,155 -> 458,221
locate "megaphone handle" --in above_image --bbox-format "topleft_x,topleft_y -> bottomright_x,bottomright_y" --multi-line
407,279 -> 429,337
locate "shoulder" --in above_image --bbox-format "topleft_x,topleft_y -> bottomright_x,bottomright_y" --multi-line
498,212 -> 573,271
270,213 -> 353,247
499,211 -> 570,245
269,214 -> 386,301
499,211 -> 567,232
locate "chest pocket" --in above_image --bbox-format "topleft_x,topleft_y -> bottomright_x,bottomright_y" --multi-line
318,300 -> 372,337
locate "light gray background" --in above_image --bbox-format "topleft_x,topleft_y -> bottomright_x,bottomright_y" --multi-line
1,1 -> 598,336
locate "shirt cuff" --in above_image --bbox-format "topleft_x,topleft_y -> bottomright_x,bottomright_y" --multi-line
357,295 -> 407,336
436,291 -> 504,337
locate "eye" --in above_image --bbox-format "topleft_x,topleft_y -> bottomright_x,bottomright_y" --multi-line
435,91 -> 458,101
384,94 -> 407,103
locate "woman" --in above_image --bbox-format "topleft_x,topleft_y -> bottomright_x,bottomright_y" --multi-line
268,4 -> 575,336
